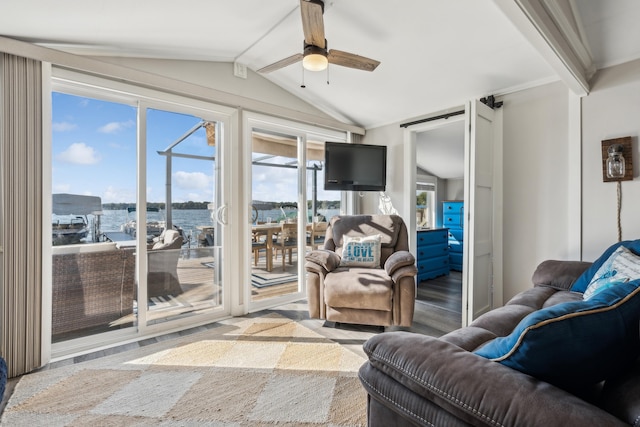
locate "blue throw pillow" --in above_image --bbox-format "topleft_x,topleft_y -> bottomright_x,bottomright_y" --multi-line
583,246 -> 640,299
474,280 -> 640,389
0,356 -> 6,401
572,239 -> 640,293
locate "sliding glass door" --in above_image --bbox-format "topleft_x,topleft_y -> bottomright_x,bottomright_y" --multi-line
245,114 -> 348,311
50,71 -> 233,357
143,106 -> 225,326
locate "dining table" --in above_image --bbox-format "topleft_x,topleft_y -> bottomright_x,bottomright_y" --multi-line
251,223 -> 284,272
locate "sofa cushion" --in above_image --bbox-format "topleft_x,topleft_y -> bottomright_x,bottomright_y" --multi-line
583,245 -> 640,299
474,280 -> 640,390
572,239 -> 640,293
339,234 -> 381,268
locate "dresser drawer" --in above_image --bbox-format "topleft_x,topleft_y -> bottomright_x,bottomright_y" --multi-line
417,229 -> 448,246
417,255 -> 449,275
448,229 -> 463,242
444,214 -> 463,229
450,252 -> 463,267
443,201 -> 464,213
417,244 -> 449,260
448,240 -> 463,253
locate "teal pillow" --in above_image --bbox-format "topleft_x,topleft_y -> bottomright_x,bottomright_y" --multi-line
583,246 -> 640,299
475,280 -> 640,389
572,240 -> 640,293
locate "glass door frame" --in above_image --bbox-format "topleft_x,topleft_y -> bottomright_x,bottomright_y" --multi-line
243,112 -> 348,313
48,68 -> 236,359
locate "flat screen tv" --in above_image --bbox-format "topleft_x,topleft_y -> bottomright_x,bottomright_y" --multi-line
324,142 -> 387,191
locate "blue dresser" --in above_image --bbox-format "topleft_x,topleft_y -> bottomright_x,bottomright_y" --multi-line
416,228 -> 449,282
443,201 -> 464,271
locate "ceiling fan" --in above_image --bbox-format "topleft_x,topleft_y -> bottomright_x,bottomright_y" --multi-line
258,0 -> 380,74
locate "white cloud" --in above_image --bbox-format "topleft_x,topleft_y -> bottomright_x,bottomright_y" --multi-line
53,183 -> 71,192
52,122 -> 77,132
173,171 -> 211,190
98,120 -> 134,134
103,185 -> 136,203
56,142 -> 100,165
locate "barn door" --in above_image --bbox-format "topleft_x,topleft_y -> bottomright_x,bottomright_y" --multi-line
462,100 -> 495,326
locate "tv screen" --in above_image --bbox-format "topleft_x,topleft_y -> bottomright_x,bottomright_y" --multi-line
324,142 -> 387,191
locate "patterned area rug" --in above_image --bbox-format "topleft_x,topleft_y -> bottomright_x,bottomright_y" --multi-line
1,314 -> 367,426
251,271 -> 298,288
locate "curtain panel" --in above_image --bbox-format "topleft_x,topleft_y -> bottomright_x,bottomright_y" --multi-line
0,53 -> 44,377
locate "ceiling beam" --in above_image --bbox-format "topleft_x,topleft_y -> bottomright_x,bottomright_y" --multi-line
494,0 -> 594,96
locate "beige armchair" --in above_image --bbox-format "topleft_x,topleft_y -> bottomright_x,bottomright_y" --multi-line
305,215 -> 417,327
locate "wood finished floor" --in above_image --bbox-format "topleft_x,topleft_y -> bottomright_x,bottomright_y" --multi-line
0,270 -> 463,415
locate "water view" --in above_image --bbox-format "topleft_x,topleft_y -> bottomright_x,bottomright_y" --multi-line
54,207 -> 341,246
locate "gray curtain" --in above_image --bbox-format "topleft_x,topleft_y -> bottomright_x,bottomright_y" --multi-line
0,53 -> 44,377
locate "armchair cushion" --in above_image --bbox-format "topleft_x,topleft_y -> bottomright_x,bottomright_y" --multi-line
324,268 -> 393,311
339,234 -> 381,268
475,279 -> 640,390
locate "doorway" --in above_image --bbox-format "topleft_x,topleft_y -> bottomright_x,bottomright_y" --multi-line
403,100 -> 502,327
244,113 -> 347,313
415,119 -> 465,328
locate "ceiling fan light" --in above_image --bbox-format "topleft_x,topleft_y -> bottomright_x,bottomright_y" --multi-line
303,52 -> 328,71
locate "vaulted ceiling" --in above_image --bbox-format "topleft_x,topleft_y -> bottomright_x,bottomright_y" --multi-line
2,0 -> 639,132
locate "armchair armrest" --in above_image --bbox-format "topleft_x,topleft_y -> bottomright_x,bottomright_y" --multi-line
305,249 -> 341,274
384,251 -> 416,277
361,332 -> 624,426
532,260 -> 592,291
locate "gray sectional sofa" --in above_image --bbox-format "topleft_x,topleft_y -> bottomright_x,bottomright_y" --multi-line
359,240 -> 640,426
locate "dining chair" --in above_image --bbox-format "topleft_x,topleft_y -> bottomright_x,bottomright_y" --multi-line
252,229 -> 268,266
307,221 -> 328,250
274,222 -> 298,271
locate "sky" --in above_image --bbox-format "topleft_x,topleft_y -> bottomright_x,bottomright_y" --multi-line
52,92 -> 337,206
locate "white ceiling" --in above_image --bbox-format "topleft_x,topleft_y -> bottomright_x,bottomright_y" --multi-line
1,0 -> 639,178
3,0 -> 639,130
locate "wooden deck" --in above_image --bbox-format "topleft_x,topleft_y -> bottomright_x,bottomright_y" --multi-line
54,246 -> 461,341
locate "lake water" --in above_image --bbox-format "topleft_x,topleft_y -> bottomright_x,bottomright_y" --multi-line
93,207 -> 340,243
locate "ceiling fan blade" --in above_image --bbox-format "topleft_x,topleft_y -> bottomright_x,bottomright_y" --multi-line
328,50 -> 380,72
300,0 -> 326,49
258,53 -> 304,73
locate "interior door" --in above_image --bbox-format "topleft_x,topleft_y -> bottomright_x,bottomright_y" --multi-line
462,100 -> 495,326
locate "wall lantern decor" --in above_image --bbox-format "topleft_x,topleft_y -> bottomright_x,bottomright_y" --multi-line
602,136 -> 633,182
601,136 -> 633,242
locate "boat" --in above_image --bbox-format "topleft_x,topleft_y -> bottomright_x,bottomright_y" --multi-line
121,207 -> 165,242
52,217 -> 90,246
120,206 -> 186,244
52,193 -> 102,246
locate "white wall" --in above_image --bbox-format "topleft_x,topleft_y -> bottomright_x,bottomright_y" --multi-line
581,58 -> 640,260
359,124 -> 405,215
500,81 -> 572,300
445,179 -> 464,200
91,57 -> 335,120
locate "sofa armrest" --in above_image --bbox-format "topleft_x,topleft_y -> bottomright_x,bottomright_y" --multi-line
532,260 -> 593,291
361,332 -> 625,426
305,249 -> 340,274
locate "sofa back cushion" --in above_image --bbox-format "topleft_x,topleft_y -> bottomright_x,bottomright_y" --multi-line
474,279 -> 640,390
